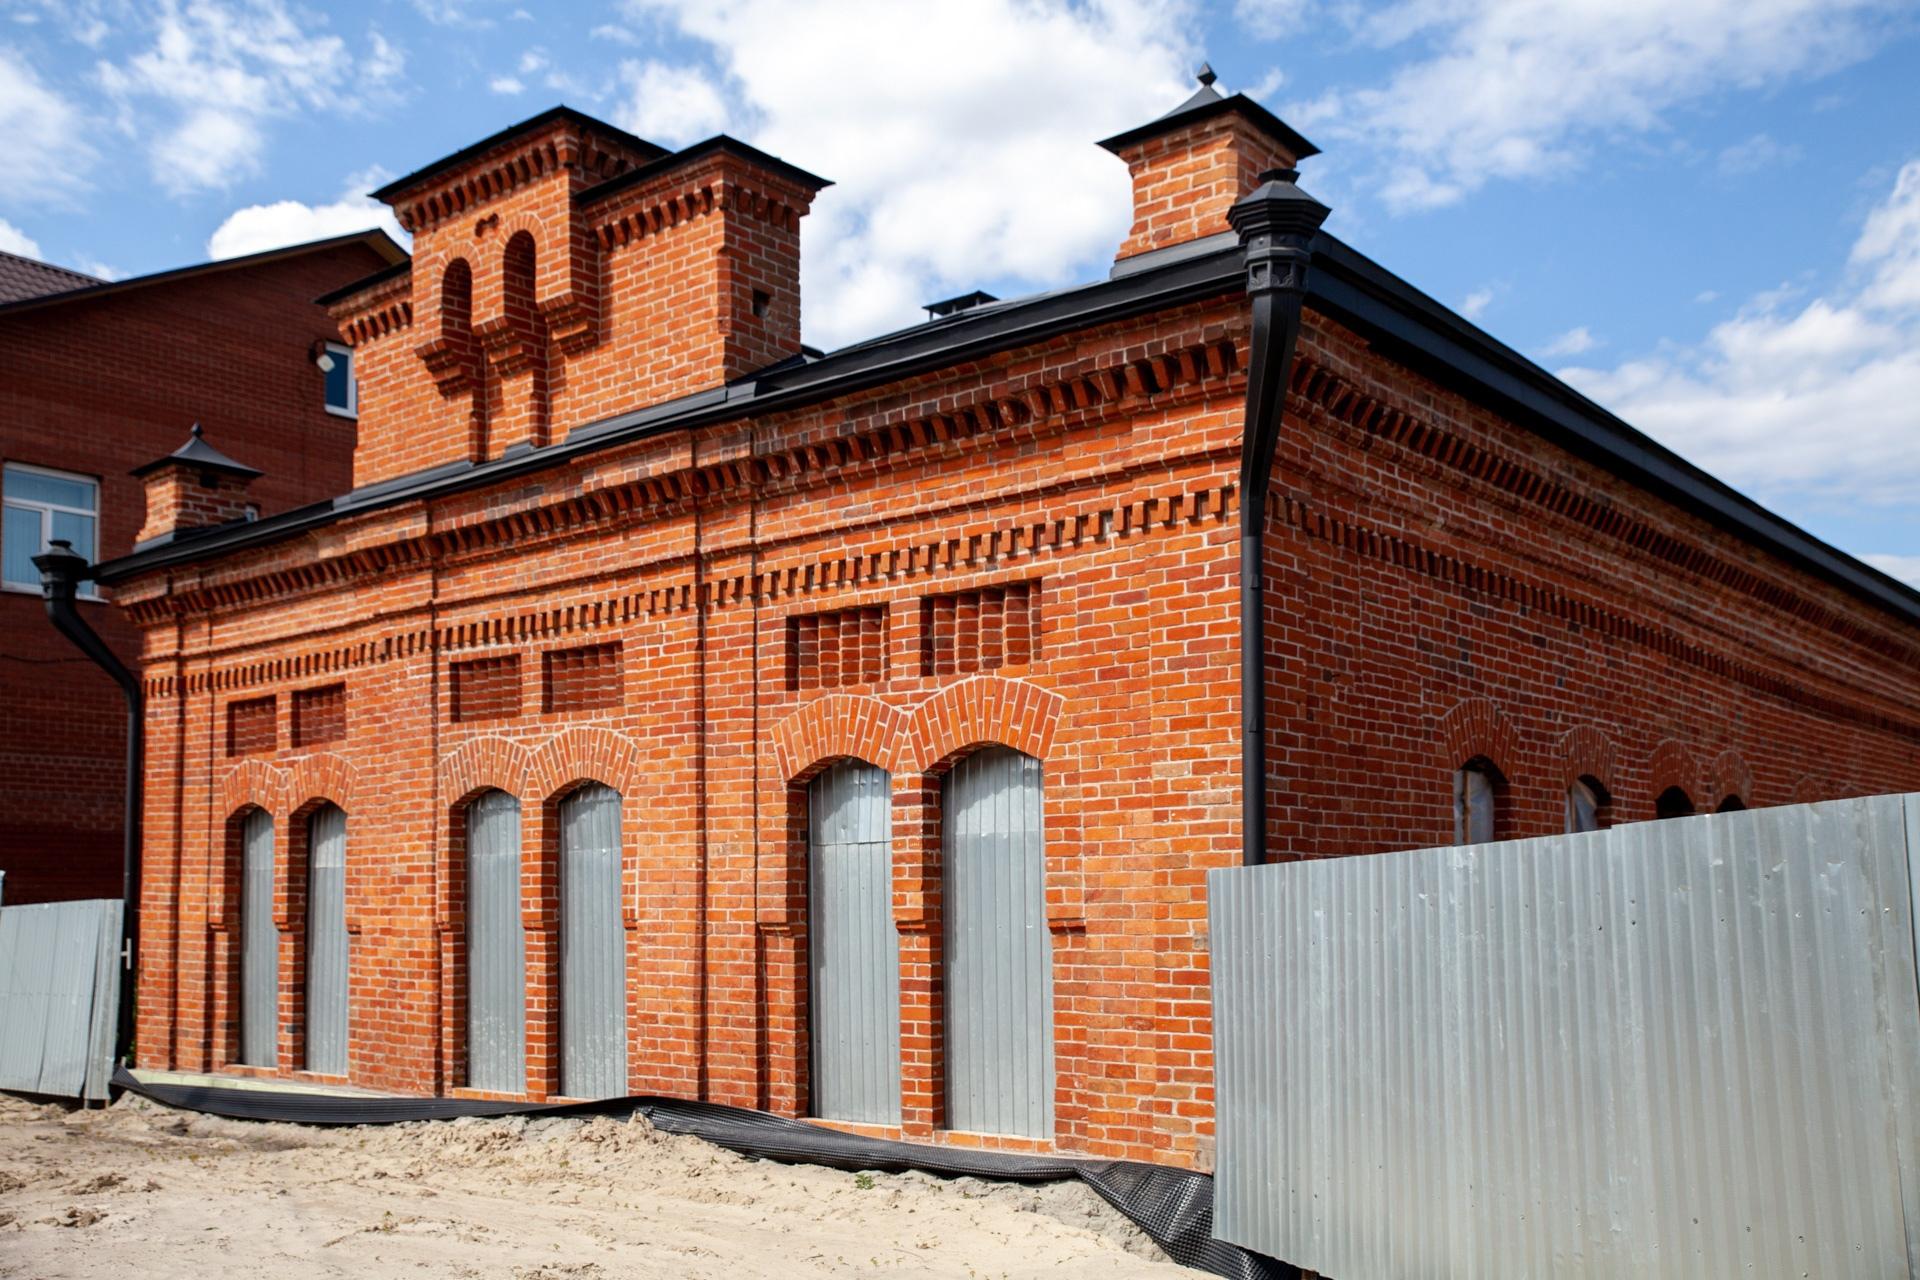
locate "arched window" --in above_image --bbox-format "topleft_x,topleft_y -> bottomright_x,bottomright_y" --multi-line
466,790 -> 525,1092
558,782 -> 625,1100
441,258 -> 473,345
238,807 -> 277,1067
1656,786 -> 1697,820
1715,793 -> 1748,813
807,759 -> 899,1125
305,804 -> 349,1075
1453,758 -> 1501,845
1566,776 -> 1609,833
943,746 -> 1053,1138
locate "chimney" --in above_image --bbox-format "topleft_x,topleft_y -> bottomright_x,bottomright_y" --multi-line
131,424 -> 261,546
332,109 -> 830,491
1099,64 -> 1321,262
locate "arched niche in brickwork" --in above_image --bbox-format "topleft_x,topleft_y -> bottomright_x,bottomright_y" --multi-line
282,751 -> 357,816
1556,725 -> 1616,794
440,736 -> 535,809
527,726 -> 644,803
769,693 -> 912,785
281,752 -> 361,948
217,758 -> 286,825
1709,749 -> 1754,811
1648,739 -> 1705,816
1436,697 -> 1520,776
907,675 -> 1065,777
1792,773 -> 1838,805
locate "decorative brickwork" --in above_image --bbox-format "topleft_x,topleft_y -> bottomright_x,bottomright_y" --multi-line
920,582 -> 1038,677
787,606 -> 886,690
225,696 -> 277,757
542,642 -> 623,714
451,656 -> 522,723
291,684 -> 347,749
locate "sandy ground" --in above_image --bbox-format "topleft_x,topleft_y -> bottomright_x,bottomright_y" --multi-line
0,1093 -> 1193,1279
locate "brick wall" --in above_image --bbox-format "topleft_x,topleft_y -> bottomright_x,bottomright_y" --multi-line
0,240 -> 393,904
110,277 -> 1920,1170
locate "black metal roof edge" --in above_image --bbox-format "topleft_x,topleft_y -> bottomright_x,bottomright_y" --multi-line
369,105 -> 670,202
574,133 -> 835,207
90,226 -> 1920,630
0,230 -> 407,321
1306,234 -> 1920,624
315,258 -> 413,307
91,243 -> 1244,583
1097,92 -> 1320,161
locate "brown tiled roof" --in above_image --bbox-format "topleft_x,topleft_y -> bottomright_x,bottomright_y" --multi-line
0,250 -> 98,305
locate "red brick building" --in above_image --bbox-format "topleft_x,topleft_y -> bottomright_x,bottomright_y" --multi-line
0,233 -> 405,903
88,90 -> 1920,1169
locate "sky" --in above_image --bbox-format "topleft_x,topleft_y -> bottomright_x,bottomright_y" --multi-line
1,0 -> 1918,582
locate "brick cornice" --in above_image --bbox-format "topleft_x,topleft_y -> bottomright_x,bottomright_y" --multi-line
390,125 -> 646,235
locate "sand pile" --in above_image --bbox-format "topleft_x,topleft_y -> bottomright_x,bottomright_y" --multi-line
0,1093 -> 1188,1278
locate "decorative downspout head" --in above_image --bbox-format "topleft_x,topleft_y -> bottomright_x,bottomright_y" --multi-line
1227,168 -> 1331,296
33,538 -> 89,605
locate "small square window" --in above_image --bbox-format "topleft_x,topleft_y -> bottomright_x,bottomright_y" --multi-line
322,342 -> 356,418
3,462 -> 99,597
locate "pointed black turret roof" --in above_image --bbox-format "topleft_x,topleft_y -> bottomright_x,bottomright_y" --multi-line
130,424 -> 263,480
1097,64 -> 1319,161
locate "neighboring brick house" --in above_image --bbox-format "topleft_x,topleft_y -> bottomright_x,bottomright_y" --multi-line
0,232 -> 406,904
88,88 -> 1920,1171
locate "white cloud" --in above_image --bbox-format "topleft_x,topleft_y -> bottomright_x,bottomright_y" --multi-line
1540,325 -> 1598,357
489,75 -> 524,95
1236,0 -> 1313,38
95,2 -> 406,197
206,169 -> 408,260
1863,554 -> 1920,587
1562,158 -> 1920,511
0,45 -> 94,206
0,216 -> 41,257
73,255 -> 124,281
1304,0 -> 1907,213
1717,132 -> 1800,176
614,0 -> 1195,348
1460,286 -> 1494,320
615,60 -> 729,146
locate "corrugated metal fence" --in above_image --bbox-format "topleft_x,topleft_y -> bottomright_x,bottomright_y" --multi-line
1210,794 -> 1920,1278
0,898 -> 123,1099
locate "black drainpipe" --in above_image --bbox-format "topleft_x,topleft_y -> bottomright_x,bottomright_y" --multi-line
34,539 -> 141,1063
1227,170 -> 1331,867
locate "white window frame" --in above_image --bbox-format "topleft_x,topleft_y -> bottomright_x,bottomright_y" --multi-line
3,461 -> 100,599
323,341 -> 357,419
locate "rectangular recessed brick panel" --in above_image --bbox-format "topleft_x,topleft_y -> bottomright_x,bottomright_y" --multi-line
787,606 -> 887,691
543,642 -> 623,713
921,581 -> 1038,677
291,683 -> 347,748
451,656 -> 522,723
225,697 -> 276,757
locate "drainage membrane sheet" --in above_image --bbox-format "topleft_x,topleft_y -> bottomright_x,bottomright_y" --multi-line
111,1068 -> 1288,1280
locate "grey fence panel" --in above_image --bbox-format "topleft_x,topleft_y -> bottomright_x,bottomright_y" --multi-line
467,790 -> 526,1093
944,746 -> 1054,1139
0,899 -> 122,1098
306,805 -> 349,1076
240,807 -> 278,1067
809,759 -> 901,1124
1210,795 -> 1920,1278
560,783 -> 627,1100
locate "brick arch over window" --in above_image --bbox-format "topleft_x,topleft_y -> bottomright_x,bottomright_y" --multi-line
282,752 -> 358,816
439,736 -> 534,808
218,759 -> 286,823
1649,739 -> 1704,808
1436,697 -> 1519,775
1709,749 -> 1754,809
526,726 -> 644,803
1792,773 -> 1838,805
1557,726 -> 1616,793
770,693 -> 912,784
907,675 -> 1064,775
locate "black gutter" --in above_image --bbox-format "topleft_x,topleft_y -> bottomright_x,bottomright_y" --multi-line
33,539 -> 141,1065
85,225 -> 1920,632
1228,172 -> 1331,866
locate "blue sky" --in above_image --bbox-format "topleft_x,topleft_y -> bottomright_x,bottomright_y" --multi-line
2,0 -> 1918,581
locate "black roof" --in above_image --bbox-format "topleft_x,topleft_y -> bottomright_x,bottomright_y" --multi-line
1098,66 -> 1319,161
924,290 -> 999,319
315,259 -> 412,307
369,106 -> 670,203
130,424 -> 263,480
576,134 -> 834,205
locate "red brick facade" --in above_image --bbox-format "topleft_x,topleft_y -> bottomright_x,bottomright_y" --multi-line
103,103 -> 1920,1169
0,235 -> 399,904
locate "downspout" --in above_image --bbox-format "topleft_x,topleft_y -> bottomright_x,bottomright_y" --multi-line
1227,170 -> 1331,867
33,538 -> 142,1062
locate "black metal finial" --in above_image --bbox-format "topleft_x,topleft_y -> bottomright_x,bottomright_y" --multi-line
1196,62 -> 1217,88
189,423 -> 203,439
